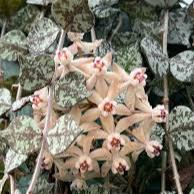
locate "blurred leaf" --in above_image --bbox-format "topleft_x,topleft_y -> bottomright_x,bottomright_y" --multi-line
27,0 -> 51,5
17,174 -> 54,194
0,0 -> 24,17
141,36 -> 169,77
1,60 -> 20,80
144,0 -> 178,7
168,8 -> 194,46
19,55 -> 55,92
54,72 -> 91,108
169,106 -> 194,151
52,0 -> 94,32
47,114 -> 82,155
161,192 -> 176,194
0,88 -> 11,116
26,17 -> 59,55
8,5 -> 41,33
4,148 -> 28,173
1,116 -> 42,154
170,51 -> 194,82
190,188 -> 194,194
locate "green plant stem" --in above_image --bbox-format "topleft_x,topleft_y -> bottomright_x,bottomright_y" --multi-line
162,9 -> 183,194
26,86 -> 53,194
1,19 -> 7,38
91,27 -> 96,42
16,84 -> 22,100
161,151 -> 167,192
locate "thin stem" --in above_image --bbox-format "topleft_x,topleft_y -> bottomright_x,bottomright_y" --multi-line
0,173 -> 8,193
161,151 -> 167,192
162,9 -> 183,194
1,19 -> 7,38
57,29 -> 66,50
186,86 -> 194,111
26,86 -> 53,194
16,84 -> 22,100
9,175 -> 15,194
91,27 -> 96,42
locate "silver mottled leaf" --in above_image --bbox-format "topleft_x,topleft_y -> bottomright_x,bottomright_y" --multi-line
52,0 -> 94,32
0,88 -> 12,116
54,72 -> 91,108
170,51 -> 194,82
47,114 -> 82,155
4,148 -> 28,173
19,55 -> 55,92
144,0 -> 178,7
169,106 -> 194,151
26,17 -> 59,55
141,36 -> 169,77
150,124 -> 165,144
27,0 -> 51,5
1,116 -> 42,154
168,8 -> 194,46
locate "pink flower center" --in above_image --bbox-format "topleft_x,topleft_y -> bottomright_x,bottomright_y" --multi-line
103,102 -> 113,113
32,95 -> 43,106
93,59 -> 105,72
110,137 -> 121,148
116,163 -> 126,173
152,145 -> 161,156
79,160 -> 89,172
58,50 -> 67,60
134,72 -> 145,83
160,109 -> 166,120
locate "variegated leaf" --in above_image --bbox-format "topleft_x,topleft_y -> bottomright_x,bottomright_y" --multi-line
150,124 -> 165,144
27,0 -> 51,5
141,36 -> 169,77
0,88 -> 12,116
26,17 -> 60,55
47,114 -> 82,155
1,116 -> 42,154
52,0 -> 94,32
115,44 -> 142,73
19,55 -> 55,92
168,8 -> 193,46
144,0 -> 178,7
170,51 -> 194,82
54,72 -> 91,108
4,148 -> 28,173
169,106 -> 194,151
8,5 -> 41,33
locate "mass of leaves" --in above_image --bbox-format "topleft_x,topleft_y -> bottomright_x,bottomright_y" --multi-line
0,0 -> 194,194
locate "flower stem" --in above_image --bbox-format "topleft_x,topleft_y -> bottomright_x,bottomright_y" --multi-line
26,86 -> 53,194
1,19 -> 7,38
162,9 -> 183,194
9,175 -> 15,194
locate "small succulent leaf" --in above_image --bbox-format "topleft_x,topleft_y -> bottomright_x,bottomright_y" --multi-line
144,0 -> 178,7
141,36 -> 169,77
0,41 -> 28,61
47,114 -> 82,155
26,17 -> 60,55
12,96 -> 31,112
54,72 -> 91,108
4,148 -> 28,173
2,116 -> 42,154
168,8 -> 193,46
51,0 -> 94,32
8,5 -> 41,33
17,175 -> 54,194
0,0 -> 24,17
0,88 -> 12,116
114,43 -> 142,73
19,55 -> 55,92
170,51 -> 194,82
169,106 -> 194,151
27,0 -> 51,5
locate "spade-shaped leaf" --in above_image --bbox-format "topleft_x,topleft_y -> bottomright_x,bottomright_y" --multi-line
169,106 -> 194,151
4,148 -> 28,173
1,116 -> 42,154
54,72 -> 91,108
141,36 -> 169,77
47,114 -> 82,155
170,51 -> 194,82
0,88 -> 12,116
144,0 -> 178,7
26,17 -> 59,55
168,8 -> 193,46
52,0 -> 94,32
19,55 -> 55,92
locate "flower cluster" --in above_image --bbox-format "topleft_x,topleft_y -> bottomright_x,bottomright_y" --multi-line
30,32 -> 168,190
